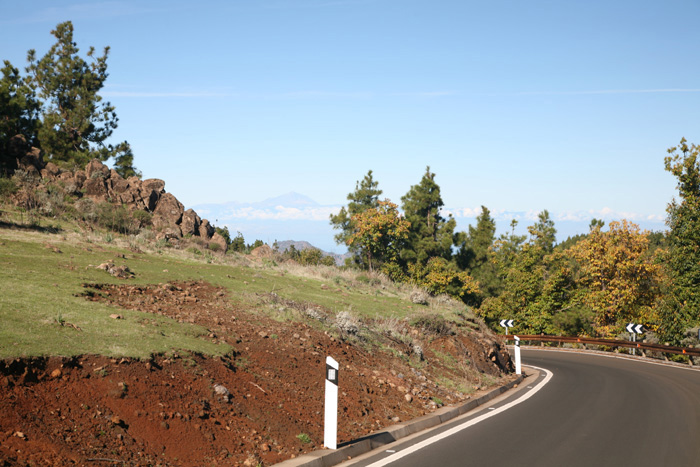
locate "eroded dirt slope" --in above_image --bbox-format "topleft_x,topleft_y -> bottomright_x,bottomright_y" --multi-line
1,281 -> 514,466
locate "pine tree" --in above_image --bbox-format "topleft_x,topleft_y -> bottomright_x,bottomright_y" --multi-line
659,138 -> 700,343
527,210 -> 557,254
454,206 -> 499,303
25,21 -> 139,176
400,167 -> 455,265
479,214 -> 576,335
0,60 -> 40,175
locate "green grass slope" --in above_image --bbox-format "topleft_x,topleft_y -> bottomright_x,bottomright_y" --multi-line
0,216 -> 477,361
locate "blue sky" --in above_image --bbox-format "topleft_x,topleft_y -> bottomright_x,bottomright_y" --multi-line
2,0 -> 700,252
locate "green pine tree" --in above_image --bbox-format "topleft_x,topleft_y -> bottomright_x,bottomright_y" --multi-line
400,166 -> 455,265
25,21 -> 139,177
0,60 -> 40,175
659,138 -> 700,343
454,206 -> 500,303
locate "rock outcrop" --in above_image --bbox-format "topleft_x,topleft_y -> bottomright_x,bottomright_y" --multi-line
14,154 -> 225,252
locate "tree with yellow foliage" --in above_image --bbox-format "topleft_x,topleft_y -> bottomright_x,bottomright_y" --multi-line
347,200 -> 409,272
568,220 -> 661,337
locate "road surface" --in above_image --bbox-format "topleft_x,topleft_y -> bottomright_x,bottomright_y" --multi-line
347,350 -> 700,467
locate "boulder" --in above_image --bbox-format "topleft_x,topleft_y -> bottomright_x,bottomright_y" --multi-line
152,193 -> 184,231
141,179 -> 165,212
209,232 -> 228,253
85,160 -> 109,179
84,177 -> 108,200
58,172 -> 81,195
40,162 -> 61,180
199,219 -> 215,239
118,177 -> 146,209
181,209 -> 201,236
17,147 -> 42,176
73,171 -> 87,190
250,244 -> 273,258
58,172 -> 74,183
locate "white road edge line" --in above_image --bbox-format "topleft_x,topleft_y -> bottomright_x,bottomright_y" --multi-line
524,347 -> 700,372
364,366 -> 554,467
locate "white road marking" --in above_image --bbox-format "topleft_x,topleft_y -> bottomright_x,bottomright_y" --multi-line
525,347 -> 700,373
364,366 -> 553,467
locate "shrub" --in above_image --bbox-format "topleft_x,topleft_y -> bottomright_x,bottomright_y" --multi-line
335,311 -> 360,335
96,202 -> 131,234
0,177 -> 17,199
75,198 -> 97,223
37,184 -> 66,216
410,314 -> 454,337
132,209 -> 152,230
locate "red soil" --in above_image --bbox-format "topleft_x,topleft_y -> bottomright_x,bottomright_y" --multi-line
0,281 -> 514,466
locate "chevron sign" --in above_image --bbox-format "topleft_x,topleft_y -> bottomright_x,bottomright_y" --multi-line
500,319 -> 514,328
626,323 -> 644,334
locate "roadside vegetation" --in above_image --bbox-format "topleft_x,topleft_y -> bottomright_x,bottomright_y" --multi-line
0,209 -> 482,362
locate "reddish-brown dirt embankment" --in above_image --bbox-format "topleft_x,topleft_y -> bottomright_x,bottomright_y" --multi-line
0,281 -> 514,466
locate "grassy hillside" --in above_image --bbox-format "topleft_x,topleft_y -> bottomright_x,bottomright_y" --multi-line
0,211 -> 478,360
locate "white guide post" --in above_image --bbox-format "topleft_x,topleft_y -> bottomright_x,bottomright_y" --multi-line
324,356 -> 339,449
514,336 -> 522,375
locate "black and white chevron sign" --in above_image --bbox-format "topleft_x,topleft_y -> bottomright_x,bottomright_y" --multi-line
500,319 -> 514,328
626,323 -> 644,334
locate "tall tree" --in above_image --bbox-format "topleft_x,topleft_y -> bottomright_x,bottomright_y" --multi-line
528,210 -> 557,254
454,206 -> 499,303
454,206 -> 495,270
25,21 -> 139,177
400,166 -> 455,265
0,60 -> 40,175
330,170 -> 382,266
659,138 -> 700,343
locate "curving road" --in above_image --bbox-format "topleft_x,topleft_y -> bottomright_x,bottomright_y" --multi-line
347,350 -> 700,467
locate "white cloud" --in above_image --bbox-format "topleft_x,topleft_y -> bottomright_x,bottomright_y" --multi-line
218,205 -> 341,222
447,205 -> 667,226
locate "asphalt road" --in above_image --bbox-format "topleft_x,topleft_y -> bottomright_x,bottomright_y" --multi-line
347,350 -> 700,467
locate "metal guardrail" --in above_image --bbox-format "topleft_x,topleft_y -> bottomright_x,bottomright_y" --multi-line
504,334 -> 700,358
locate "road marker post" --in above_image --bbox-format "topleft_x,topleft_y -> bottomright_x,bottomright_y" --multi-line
626,323 -> 644,356
514,336 -> 522,375
324,356 -> 339,449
